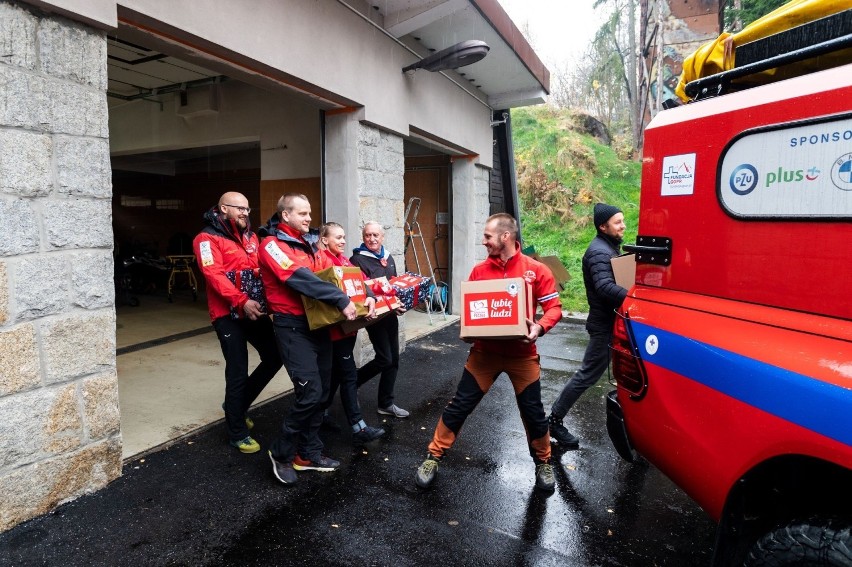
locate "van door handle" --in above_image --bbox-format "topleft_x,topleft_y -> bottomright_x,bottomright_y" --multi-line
623,236 -> 672,266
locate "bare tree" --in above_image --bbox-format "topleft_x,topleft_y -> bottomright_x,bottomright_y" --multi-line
591,0 -> 642,149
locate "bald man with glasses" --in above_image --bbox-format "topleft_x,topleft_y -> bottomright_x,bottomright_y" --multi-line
194,192 -> 283,454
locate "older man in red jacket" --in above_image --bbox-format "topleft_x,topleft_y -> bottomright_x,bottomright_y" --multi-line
415,213 -> 563,493
193,191 -> 282,455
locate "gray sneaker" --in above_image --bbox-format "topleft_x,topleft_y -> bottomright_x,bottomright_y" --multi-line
293,454 -> 341,472
378,404 -> 410,418
353,425 -> 386,443
535,463 -> 555,492
415,455 -> 440,489
269,451 -> 297,485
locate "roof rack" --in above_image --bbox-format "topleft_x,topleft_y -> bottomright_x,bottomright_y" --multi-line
684,9 -> 852,101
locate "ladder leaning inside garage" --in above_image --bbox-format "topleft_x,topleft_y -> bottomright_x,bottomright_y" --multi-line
403,197 -> 448,324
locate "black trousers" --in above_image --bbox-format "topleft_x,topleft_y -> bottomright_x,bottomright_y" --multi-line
324,335 -> 364,426
550,329 -> 612,420
212,315 -> 282,442
269,314 -> 332,462
356,314 -> 399,408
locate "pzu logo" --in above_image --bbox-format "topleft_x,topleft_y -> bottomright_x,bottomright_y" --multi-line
730,164 -> 759,195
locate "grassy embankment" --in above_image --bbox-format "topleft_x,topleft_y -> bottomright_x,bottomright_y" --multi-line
512,106 -> 642,312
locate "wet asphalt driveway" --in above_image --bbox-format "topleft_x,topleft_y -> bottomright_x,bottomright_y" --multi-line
0,321 -> 716,566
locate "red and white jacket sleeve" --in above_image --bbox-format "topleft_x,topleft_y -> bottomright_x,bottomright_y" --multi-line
193,232 -> 249,313
533,265 -> 562,334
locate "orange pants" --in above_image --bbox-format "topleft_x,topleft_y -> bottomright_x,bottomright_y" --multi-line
427,349 -> 551,463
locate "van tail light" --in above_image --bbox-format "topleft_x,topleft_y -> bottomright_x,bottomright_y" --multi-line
610,310 -> 648,399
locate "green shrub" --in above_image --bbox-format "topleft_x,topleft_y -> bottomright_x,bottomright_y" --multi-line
514,107 -> 641,312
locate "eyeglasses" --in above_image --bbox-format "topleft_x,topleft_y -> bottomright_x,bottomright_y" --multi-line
223,204 -> 251,214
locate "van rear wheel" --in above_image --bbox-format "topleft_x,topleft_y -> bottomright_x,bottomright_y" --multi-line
744,519 -> 852,566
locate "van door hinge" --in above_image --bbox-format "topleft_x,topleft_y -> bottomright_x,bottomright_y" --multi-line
623,236 -> 672,266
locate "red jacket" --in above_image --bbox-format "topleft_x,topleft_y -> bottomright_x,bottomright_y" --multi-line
258,225 -> 350,317
193,208 -> 261,322
470,243 -> 563,357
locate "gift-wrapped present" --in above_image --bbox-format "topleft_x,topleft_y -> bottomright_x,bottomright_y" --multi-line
225,268 -> 267,320
339,277 -> 403,334
302,266 -> 370,330
367,277 -> 403,315
388,272 -> 431,311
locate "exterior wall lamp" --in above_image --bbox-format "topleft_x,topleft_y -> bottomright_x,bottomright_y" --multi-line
402,40 -> 490,74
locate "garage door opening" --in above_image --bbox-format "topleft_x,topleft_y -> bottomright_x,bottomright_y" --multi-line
108,33 -> 323,458
403,143 -> 452,313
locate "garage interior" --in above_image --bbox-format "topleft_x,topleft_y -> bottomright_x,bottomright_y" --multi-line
108,32 -> 457,459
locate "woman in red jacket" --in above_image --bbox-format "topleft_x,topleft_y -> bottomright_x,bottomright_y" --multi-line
319,222 -> 386,443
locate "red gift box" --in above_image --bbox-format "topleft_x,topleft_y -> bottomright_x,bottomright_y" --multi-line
338,277 -> 403,334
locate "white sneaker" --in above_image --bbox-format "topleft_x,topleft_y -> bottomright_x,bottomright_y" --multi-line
377,404 -> 409,418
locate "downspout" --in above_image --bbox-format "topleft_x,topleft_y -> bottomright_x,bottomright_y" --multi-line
492,109 -> 521,238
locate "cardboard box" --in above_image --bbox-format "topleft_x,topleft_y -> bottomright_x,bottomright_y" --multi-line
538,255 -> 571,290
611,253 -> 636,289
303,266 -> 370,330
459,277 -> 535,340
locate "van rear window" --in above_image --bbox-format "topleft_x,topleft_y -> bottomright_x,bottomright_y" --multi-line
717,114 -> 852,220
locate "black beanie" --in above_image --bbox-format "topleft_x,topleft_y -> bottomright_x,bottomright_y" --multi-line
593,203 -> 622,229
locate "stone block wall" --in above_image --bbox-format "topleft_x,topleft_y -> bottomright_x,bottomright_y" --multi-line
0,1 -> 120,532
473,164 -> 492,263
354,123 -> 407,362
356,124 -> 405,257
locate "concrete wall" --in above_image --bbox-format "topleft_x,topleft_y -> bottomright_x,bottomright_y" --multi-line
22,0 -> 495,168
0,0 -> 121,532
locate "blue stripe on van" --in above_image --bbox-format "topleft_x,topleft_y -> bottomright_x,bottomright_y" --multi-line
630,321 -> 852,447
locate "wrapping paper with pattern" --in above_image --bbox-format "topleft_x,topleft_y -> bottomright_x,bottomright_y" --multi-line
225,269 -> 267,319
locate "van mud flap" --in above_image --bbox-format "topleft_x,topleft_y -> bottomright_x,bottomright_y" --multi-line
606,390 -> 635,462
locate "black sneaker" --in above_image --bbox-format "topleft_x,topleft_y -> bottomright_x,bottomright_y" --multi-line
415,455 -> 440,489
535,463 -> 556,492
269,451 -> 297,485
320,414 -> 342,433
353,425 -> 386,443
548,415 -> 579,449
293,454 -> 341,472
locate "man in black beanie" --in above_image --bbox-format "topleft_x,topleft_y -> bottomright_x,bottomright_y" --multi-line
548,202 -> 628,448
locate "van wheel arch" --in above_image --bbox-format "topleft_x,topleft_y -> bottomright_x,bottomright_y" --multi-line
712,455 -> 852,566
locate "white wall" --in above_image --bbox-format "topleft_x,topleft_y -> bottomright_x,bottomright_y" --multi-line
109,81 -> 321,180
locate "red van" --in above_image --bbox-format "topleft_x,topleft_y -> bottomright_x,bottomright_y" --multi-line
606,14 -> 852,566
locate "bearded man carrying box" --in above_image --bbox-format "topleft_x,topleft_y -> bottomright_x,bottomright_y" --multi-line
414,213 -> 563,494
